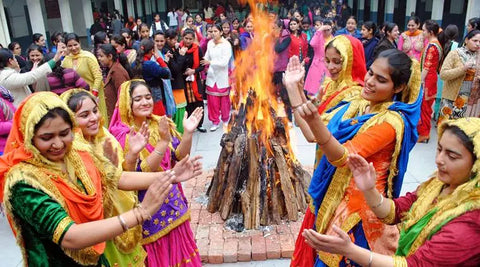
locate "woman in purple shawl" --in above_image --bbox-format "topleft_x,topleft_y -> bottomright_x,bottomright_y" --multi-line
109,79 -> 203,266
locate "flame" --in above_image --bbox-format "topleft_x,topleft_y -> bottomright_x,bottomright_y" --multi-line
231,0 -> 296,161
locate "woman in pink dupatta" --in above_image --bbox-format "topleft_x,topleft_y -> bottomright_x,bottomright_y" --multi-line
109,79 -> 204,266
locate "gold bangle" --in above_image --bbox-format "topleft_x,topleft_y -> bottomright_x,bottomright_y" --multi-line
153,149 -> 165,157
329,147 -> 348,167
372,194 -> 384,209
117,215 -> 129,232
317,132 -> 332,147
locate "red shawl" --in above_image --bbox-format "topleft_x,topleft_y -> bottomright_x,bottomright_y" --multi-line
179,41 -> 202,101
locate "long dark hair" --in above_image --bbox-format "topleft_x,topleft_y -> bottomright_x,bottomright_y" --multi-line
34,107 -> 73,133
289,17 -> 301,36
0,48 -> 14,70
376,49 -> 412,102
132,39 -> 155,78
66,90 -> 98,112
99,43 -> 133,78
438,24 -> 459,62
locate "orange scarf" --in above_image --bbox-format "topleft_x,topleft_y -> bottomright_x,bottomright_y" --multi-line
403,29 -> 422,37
0,93 -> 106,254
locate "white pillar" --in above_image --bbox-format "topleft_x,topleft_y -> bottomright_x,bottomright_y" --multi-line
406,0 -> 416,17
114,0 -> 123,14
465,0 -> 480,29
431,0 -> 443,23
136,0 -> 143,18
370,0 -> 378,23
0,0 -> 10,46
58,0 -> 74,33
385,0 -> 394,22
26,0 -> 46,36
145,0 -> 152,23
82,0 -> 94,28
127,0 -> 135,18
158,0 -> 166,12
357,0 -> 365,22
348,0 -> 353,7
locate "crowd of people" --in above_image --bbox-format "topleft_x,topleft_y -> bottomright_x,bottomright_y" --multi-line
0,0 -> 479,266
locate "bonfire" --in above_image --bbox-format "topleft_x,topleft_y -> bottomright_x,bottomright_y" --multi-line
206,0 -> 311,231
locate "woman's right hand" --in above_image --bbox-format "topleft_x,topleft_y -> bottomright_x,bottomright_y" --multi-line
347,154 -> 377,192
141,171 -> 175,216
53,42 -> 67,62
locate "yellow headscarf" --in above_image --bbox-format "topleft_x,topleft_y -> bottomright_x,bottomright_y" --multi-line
397,118 -> 480,256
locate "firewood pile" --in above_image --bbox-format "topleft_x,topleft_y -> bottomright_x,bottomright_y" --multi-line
206,90 -> 312,230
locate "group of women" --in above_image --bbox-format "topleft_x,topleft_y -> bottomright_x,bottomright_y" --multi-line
279,15 -> 480,266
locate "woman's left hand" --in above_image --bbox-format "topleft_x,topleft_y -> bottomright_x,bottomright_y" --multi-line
183,107 -> 203,133
184,68 -> 195,76
302,226 -> 353,255
128,122 -> 150,155
103,139 -> 119,166
172,155 -> 203,183
200,59 -> 210,66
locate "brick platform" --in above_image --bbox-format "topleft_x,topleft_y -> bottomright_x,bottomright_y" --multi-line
184,170 -> 309,264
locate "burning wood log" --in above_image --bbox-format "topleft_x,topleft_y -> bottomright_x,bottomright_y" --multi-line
206,91 -> 312,230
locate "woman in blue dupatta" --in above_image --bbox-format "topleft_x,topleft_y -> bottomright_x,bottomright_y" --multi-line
287,49 -> 422,266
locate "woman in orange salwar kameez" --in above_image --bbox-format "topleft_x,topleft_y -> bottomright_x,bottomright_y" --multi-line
285,49 -> 422,266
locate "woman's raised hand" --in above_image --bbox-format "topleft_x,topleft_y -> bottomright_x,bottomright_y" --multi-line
53,42 -> 67,62
183,107 -> 203,133
284,55 -> 306,89
347,153 -> 377,192
171,154 -> 203,183
157,116 -> 172,142
140,171 -> 175,216
128,122 -> 150,154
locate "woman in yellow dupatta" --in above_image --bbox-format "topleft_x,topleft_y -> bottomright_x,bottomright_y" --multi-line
62,33 -> 108,122
108,80 -> 204,266
61,89 -> 148,266
303,117 -> 480,266
0,92 -> 202,266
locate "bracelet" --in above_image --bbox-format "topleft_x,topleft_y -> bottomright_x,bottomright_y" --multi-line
291,102 -> 304,111
368,251 -> 373,267
137,203 -> 152,220
372,194 -> 384,209
153,149 -> 165,157
317,132 -> 332,147
132,208 -> 142,225
117,215 -> 129,232
329,147 -> 348,167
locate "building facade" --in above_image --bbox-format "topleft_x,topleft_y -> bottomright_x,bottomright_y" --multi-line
0,0 -> 478,55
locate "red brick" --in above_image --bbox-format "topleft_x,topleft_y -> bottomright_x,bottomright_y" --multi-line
211,212 -> 225,224
289,220 -> 303,238
223,238 -> 238,263
251,235 -> 267,261
183,187 -> 193,199
190,223 -> 198,236
208,237 -> 224,264
190,208 -> 201,224
209,224 -> 223,242
196,238 -> 209,262
199,208 -> 212,224
196,224 -> 210,240
184,177 -> 197,188
237,236 -> 252,262
280,233 -> 295,258
190,200 -> 202,210
223,228 -> 239,239
276,223 -> 291,235
265,234 -> 281,259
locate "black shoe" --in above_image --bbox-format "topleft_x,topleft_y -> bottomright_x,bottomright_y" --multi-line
197,126 -> 207,133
